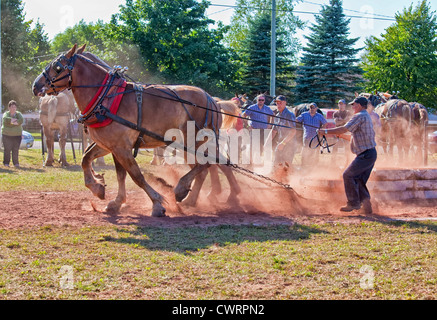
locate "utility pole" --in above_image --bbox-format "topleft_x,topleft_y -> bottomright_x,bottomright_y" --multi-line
270,0 -> 276,97
0,3 -> 2,111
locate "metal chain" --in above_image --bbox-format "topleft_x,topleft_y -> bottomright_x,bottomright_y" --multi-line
227,163 -> 299,194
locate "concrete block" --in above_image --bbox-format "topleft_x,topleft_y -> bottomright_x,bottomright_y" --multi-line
368,180 -> 415,192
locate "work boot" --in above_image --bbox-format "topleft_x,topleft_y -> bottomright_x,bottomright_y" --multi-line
361,199 -> 373,214
340,203 -> 361,212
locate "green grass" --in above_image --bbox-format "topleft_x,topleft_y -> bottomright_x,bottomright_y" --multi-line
0,148 -> 154,192
0,222 -> 436,299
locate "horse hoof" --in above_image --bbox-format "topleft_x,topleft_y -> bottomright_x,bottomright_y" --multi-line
151,203 -> 166,217
174,184 -> 190,202
88,183 -> 105,200
181,196 -> 197,208
104,200 -> 121,214
226,195 -> 240,207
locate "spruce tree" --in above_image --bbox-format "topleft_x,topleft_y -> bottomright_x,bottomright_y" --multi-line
239,12 -> 294,97
293,0 -> 362,107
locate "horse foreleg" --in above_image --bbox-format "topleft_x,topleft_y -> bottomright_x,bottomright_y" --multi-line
105,155 -> 127,213
82,143 -> 109,200
113,149 -> 166,217
174,163 -> 210,202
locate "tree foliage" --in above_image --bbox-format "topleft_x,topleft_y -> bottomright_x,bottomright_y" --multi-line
109,0 -> 238,96
362,0 -> 437,110
1,0 -> 50,110
293,0 -> 362,107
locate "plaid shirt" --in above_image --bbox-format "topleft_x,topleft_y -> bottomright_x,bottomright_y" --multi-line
296,112 -> 327,143
273,108 -> 296,142
345,110 -> 376,155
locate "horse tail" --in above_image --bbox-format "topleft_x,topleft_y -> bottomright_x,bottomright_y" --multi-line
47,95 -> 58,124
218,100 -> 240,130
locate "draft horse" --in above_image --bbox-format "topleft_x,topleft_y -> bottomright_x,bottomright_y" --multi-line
32,44 -> 240,217
39,90 -> 76,166
375,99 -> 411,164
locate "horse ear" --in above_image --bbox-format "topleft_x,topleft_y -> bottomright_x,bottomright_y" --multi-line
77,44 -> 87,54
354,92 -> 359,98
66,44 -> 77,58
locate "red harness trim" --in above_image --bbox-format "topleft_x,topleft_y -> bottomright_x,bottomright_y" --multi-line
81,74 -> 109,116
88,80 -> 127,128
80,73 -> 128,129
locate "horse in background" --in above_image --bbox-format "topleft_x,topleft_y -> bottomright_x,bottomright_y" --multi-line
39,90 -> 76,166
375,99 -> 411,164
409,102 -> 429,163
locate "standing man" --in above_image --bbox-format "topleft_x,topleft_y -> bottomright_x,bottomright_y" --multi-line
271,95 -> 296,166
319,96 -> 377,214
296,103 -> 327,166
242,94 -> 274,164
333,99 -> 352,161
2,100 -> 24,168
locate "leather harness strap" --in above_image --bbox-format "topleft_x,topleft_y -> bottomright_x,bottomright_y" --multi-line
133,84 -> 144,158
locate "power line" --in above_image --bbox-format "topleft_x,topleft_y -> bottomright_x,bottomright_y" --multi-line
301,0 -> 395,19
209,3 -> 396,22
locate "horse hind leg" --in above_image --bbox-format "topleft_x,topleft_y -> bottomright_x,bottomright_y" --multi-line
58,127 -> 69,167
105,154 -> 127,213
113,149 -> 166,217
44,126 -> 55,166
180,166 -> 209,207
218,164 -> 241,206
207,165 -> 222,202
174,163 -> 210,203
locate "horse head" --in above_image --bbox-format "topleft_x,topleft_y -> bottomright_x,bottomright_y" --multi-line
32,44 -> 87,97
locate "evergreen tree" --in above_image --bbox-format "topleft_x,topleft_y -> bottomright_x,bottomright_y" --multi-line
362,0 -> 437,110
239,12 -> 294,96
293,0 -> 362,107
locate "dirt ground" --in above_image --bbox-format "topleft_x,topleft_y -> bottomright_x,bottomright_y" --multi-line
1,166 -> 436,230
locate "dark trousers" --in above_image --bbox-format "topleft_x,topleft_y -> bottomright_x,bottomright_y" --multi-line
343,148 -> 377,206
2,135 -> 22,166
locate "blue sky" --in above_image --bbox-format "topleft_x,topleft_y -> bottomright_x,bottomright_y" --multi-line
23,0 -> 435,51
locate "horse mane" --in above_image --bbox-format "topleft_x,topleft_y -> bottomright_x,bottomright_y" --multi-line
213,97 -> 241,130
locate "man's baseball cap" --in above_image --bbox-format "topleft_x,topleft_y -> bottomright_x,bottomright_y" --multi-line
338,99 -> 346,104
349,96 -> 368,107
275,95 -> 287,102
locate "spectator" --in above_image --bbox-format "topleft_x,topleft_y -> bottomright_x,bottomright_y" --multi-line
332,99 -> 352,162
242,94 -> 274,164
333,99 -> 352,127
2,100 -> 24,168
270,95 -> 296,166
319,96 -> 377,214
296,103 -> 327,165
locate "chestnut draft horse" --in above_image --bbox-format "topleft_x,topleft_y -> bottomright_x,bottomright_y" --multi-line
32,44 -> 240,217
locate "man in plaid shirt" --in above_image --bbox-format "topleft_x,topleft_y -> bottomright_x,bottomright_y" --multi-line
318,96 -> 377,214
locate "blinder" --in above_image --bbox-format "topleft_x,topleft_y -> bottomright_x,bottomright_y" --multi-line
42,54 -> 77,94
